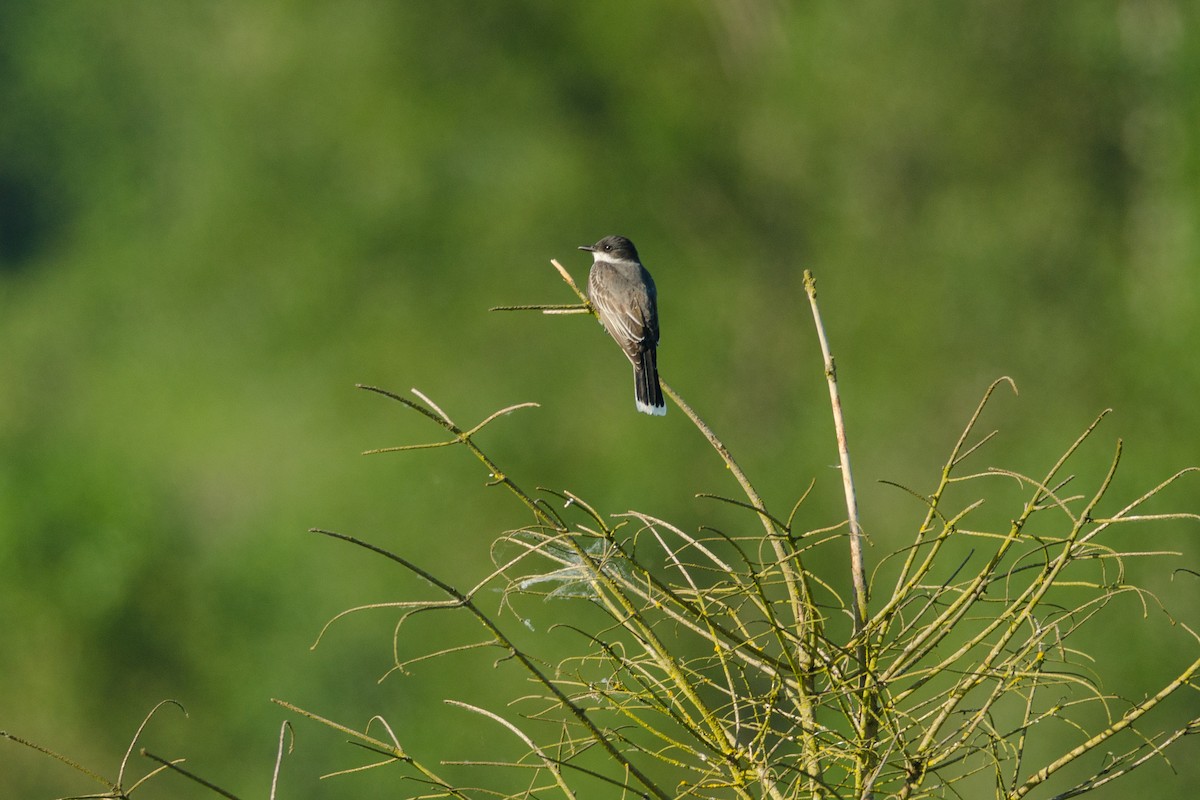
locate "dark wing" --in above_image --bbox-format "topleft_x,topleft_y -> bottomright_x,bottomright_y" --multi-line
588,263 -> 657,364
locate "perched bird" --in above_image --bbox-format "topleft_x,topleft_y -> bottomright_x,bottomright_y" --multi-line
579,235 -> 665,416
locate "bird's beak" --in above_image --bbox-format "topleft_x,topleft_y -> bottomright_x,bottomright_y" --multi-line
578,245 -> 595,252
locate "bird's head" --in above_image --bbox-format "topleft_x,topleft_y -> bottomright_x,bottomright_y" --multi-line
579,235 -> 641,263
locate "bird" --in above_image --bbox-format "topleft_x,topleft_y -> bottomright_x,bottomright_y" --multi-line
579,235 -> 666,416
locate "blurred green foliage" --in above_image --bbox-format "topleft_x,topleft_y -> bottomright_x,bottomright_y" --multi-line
1,2 -> 1197,797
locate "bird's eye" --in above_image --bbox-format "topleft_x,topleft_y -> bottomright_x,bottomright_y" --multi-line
603,244 -> 612,251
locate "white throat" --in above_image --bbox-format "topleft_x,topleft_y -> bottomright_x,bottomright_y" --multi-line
591,252 -> 636,267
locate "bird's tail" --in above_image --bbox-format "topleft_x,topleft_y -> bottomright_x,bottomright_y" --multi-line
634,348 -> 666,416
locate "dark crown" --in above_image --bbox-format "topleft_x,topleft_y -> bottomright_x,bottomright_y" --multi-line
584,234 -> 640,262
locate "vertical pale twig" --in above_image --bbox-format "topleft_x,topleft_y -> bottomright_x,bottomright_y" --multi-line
803,270 -> 874,799
803,270 -> 867,632
270,721 -> 293,800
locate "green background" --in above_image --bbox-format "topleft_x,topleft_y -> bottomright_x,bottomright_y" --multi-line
2,2 -> 1197,797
